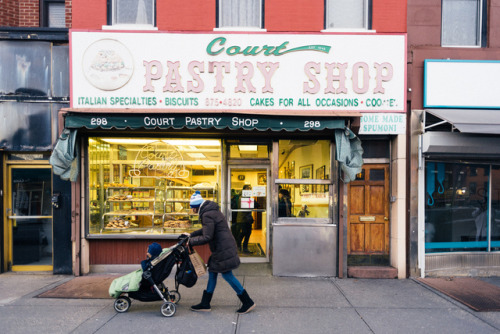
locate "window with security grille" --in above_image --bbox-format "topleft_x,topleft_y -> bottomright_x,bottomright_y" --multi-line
41,0 -> 66,28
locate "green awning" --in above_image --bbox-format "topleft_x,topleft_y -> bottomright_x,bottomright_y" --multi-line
64,113 -> 346,132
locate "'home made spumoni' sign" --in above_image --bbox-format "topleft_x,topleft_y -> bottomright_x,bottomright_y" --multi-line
70,31 -> 406,113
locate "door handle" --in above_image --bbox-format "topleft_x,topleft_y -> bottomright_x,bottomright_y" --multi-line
384,217 -> 389,221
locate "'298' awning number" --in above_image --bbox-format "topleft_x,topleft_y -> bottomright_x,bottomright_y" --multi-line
91,118 -> 108,126
304,121 -> 321,128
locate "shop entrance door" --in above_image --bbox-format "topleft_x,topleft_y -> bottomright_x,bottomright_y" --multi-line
228,166 -> 269,262
5,165 -> 53,271
347,164 -> 390,266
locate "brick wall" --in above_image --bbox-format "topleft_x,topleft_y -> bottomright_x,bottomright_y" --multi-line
72,0 -> 407,33
18,0 -> 39,27
65,0 -> 72,28
0,0 -> 20,26
0,0 -> 72,28
72,0 -> 106,30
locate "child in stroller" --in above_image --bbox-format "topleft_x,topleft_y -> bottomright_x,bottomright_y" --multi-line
109,236 -> 194,317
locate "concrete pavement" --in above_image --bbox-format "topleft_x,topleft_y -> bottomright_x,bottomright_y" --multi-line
1,264 -> 500,334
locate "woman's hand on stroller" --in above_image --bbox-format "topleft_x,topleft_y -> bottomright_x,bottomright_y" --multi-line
178,233 -> 190,246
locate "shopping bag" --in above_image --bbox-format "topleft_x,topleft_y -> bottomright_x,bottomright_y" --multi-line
176,256 -> 197,288
189,249 -> 207,277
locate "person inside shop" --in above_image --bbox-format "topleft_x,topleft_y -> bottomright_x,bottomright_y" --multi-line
140,242 -> 162,271
278,188 -> 293,217
236,184 -> 255,254
184,191 -> 256,314
230,188 -> 241,241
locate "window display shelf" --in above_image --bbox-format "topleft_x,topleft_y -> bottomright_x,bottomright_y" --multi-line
101,186 -> 165,232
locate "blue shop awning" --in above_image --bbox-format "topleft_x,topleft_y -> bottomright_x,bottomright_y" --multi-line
63,112 -> 349,132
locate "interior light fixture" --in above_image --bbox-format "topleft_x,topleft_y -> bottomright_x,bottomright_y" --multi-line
238,145 -> 258,151
187,152 -> 206,158
99,139 -> 221,146
100,138 -> 159,145
163,139 -> 221,146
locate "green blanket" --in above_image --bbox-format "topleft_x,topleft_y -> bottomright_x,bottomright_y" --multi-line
109,269 -> 143,298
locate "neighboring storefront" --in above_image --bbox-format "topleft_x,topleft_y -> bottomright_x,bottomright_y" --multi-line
0,30 -> 71,274
416,59 -> 500,276
62,30 -> 406,277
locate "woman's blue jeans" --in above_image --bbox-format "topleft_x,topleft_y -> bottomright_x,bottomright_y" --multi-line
206,270 -> 244,295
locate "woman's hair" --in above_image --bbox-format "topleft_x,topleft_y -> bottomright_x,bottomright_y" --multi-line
279,188 -> 290,197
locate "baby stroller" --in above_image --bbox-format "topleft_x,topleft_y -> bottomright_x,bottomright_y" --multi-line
109,236 -> 196,317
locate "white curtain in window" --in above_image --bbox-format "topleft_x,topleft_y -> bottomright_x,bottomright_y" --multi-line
442,0 -> 481,46
326,0 -> 366,29
219,0 -> 261,28
114,0 -> 153,25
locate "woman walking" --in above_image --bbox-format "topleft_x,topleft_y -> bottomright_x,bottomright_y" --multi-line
186,191 -> 256,314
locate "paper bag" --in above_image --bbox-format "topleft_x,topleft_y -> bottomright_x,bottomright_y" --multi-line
189,250 -> 207,277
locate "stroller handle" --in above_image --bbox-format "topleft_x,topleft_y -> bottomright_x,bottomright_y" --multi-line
176,235 -> 189,247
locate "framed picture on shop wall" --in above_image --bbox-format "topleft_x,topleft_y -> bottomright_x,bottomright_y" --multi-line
258,172 -> 267,185
299,164 -> 313,194
299,164 -> 313,179
314,165 -> 326,193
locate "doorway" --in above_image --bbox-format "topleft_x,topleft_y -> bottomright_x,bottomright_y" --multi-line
5,165 -> 53,271
347,164 -> 390,266
228,166 -> 269,262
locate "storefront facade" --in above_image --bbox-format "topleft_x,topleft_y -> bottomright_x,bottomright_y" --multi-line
411,58 -> 500,277
0,29 -> 72,274
62,30 -> 407,277
408,0 -> 500,277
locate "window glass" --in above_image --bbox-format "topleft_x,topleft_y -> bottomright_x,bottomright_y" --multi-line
325,0 -> 369,29
442,0 -> 482,46
491,166 -> 500,251
425,162 -> 489,252
278,184 -> 330,218
277,140 -> 332,220
113,0 -> 154,25
48,3 -> 65,28
229,144 -> 269,159
278,140 -> 330,179
219,0 -> 262,28
355,169 -> 365,181
369,169 -> 385,181
52,46 -> 69,97
0,102 -> 53,151
360,139 -> 389,159
88,138 -> 221,236
0,41 -> 52,95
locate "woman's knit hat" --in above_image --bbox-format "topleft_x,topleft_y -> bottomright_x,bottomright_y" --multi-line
148,242 -> 162,259
190,191 -> 204,208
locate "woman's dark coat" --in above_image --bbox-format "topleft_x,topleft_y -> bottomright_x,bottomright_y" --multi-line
189,200 -> 240,273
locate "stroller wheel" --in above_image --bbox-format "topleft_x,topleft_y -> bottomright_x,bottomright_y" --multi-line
161,301 -> 176,317
169,290 -> 181,304
114,296 -> 131,313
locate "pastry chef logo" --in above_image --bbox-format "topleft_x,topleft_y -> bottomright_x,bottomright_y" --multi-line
82,39 -> 134,91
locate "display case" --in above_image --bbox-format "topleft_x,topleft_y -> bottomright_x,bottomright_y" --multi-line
101,185 -> 165,233
164,185 -> 217,233
87,137 -> 222,237
98,183 -> 218,235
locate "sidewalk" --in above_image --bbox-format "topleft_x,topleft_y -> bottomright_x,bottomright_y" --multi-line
1,264 -> 499,334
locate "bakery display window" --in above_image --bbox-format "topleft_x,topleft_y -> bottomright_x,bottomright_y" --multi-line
87,137 -> 221,237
